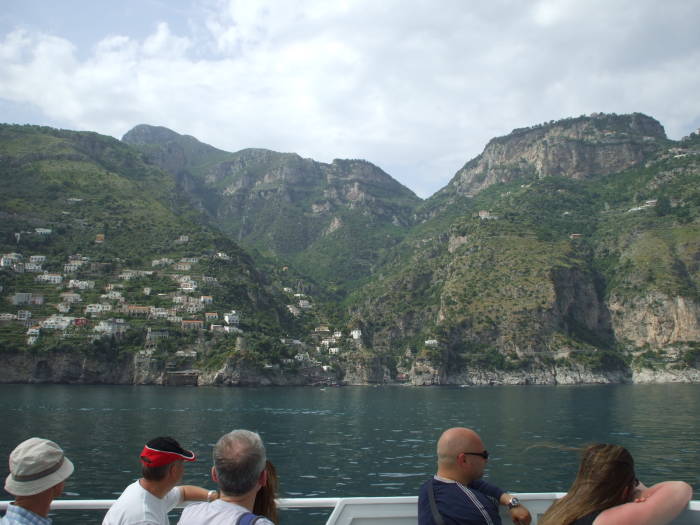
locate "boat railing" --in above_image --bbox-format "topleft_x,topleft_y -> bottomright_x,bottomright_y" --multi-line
0,497 -> 341,511
2,495 -> 700,525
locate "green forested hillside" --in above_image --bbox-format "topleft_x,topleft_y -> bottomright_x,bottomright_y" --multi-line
2,116 -> 699,384
346,127 -> 700,377
0,124 -> 299,367
122,126 -> 422,297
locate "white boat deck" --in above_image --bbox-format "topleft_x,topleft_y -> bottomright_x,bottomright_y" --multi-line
2,494 -> 699,524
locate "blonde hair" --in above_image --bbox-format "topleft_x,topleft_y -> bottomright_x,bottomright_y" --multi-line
539,444 -> 636,525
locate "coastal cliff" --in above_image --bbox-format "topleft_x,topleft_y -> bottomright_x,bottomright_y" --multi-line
609,292 -> 700,347
1,347 -> 698,386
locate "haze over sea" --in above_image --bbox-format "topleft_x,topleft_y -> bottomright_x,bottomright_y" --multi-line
1,384 -> 699,525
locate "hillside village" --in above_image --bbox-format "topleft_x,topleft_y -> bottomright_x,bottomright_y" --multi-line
1,229 -> 371,384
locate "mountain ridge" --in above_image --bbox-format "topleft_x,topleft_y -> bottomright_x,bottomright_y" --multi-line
121,124 -> 422,294
1,113 -> 699,385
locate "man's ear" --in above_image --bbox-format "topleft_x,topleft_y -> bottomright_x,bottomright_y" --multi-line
211,466 -> 219,483
259,468 -> 268,487
168,462 -> 182,479
51,481 -> 65,499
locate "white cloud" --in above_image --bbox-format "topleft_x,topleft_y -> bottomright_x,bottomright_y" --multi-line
142,22 -> 191,57
0,0 -> 699,198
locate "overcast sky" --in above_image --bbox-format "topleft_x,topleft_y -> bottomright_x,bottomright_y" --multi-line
1,0 -> 699,198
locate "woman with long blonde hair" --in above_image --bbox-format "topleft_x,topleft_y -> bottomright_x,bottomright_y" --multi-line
539,444 -> 691,525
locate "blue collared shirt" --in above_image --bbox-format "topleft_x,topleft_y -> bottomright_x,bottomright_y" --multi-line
0,504 -> 52,525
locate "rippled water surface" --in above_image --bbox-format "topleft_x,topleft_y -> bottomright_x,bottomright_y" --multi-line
1,383 -> 699,524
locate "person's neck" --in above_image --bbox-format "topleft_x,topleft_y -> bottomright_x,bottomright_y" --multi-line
219,490 -> 257,511
13,497 -> 51,519
139,478 -> 175,499
436,468 -> 473,486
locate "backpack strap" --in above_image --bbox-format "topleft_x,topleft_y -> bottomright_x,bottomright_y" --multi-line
236,512 -> 262,525
428,479 -> 446,525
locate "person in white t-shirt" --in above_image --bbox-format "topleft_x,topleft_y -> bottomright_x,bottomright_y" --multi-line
177,430 -> 276,525
103,437 -> 218,525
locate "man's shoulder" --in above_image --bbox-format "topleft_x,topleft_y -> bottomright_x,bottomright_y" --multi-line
114,479 -> 142,498
178,502 -> 274,525
105,480 -> 142,512
419,477 -> 433,493
1,504 -> 51,525
177,501 -> 228,524
103,480 -> 176,525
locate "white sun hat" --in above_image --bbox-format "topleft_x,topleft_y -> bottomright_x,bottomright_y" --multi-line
4,437 -> 74,496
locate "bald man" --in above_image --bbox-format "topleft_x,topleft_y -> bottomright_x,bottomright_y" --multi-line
418,427 -> 531,525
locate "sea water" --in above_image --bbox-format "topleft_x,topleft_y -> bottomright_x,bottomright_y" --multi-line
1,383 -> 698,524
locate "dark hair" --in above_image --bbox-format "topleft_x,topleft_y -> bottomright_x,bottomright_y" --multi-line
214,430 -> 266,496
253,461 -> 279,524
141,437 -> 187,481
142,463 -> 171,481
540,444 -> 637,525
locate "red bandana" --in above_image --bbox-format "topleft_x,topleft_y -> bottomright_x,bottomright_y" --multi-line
140,445 -> 196,467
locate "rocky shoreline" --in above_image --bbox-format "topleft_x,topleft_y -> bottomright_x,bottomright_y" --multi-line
1,351 -> 699,386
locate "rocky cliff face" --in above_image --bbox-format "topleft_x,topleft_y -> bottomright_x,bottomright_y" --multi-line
356,234 -> 614,358
609,292 -> 700,347
207,153 -> 420,248
3,348 -> 698,386
341,354 -> 392,385
550,266 -> 614,345
408,359 -> 633,386
0,352 -> 134,384
440,113 -> 666,198
0,351 -> 337,386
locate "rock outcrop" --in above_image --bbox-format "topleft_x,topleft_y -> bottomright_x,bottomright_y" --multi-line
609,292 -> 700,347
0,352 -> 133,384
0,351 -> 337,386
406,357 -> 700,386
341,355 -> 392,385
440,113 -> 665,198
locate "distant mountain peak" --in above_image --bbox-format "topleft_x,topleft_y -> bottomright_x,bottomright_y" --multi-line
122,124 -> 228,155
122,124 -> 185,144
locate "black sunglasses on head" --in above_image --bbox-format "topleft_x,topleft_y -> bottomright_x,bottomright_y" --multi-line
462,450 -> 489,459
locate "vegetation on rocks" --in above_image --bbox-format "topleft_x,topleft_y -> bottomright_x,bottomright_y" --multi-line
2,114 -> 699,385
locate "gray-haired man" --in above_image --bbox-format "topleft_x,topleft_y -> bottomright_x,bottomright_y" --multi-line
1,437 -> 75,524
177,430 -> 274,525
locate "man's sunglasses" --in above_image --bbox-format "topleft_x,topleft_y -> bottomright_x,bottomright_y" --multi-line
461,450 -> 489,460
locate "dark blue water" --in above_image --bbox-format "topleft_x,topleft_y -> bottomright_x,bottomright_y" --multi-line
1,384 -> 698,524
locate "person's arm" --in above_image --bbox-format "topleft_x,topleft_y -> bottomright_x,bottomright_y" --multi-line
470,481 -> 531,525
498,493 -> 532,525
470,479 -> 504,500
179,485 -> 219,502
595,481 -> 692,525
